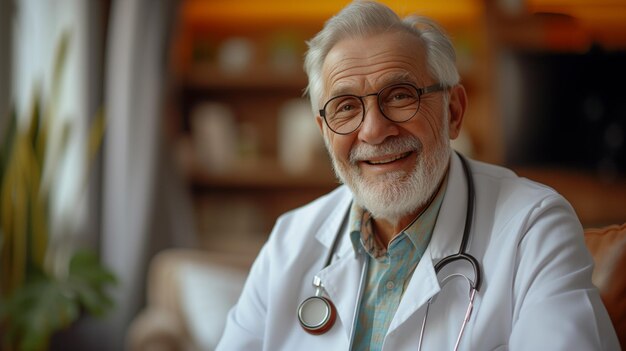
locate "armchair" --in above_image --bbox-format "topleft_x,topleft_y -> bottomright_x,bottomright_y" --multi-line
127,223 -> 626,350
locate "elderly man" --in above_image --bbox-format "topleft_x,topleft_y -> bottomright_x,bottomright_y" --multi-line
217,1 -> 619,350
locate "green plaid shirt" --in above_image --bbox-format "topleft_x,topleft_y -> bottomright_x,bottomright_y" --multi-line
349,177 -> 447,351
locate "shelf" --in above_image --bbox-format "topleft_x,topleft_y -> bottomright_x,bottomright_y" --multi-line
181,0 -> 483,31
491,2 -> 626,52
183,66 -> 308,91
177,139 -> 337,191
189,158 -> 338,191
167,0 -> 626,251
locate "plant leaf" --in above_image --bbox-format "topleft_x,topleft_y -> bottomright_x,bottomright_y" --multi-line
0,106 -> 17,187
26,94 -> 42,151
1,271 -> 80,351
68,250 -> 117,315
87,108 -> 106,164
51,32 -> 70,107
0,250 -> 117,350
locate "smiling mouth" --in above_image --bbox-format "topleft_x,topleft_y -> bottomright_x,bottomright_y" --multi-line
366,151 -> 412,165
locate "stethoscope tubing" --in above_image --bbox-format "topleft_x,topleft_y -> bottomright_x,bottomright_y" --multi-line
432,152 -> 482,291
347,252 -> 369,350
298,152 -> 482,348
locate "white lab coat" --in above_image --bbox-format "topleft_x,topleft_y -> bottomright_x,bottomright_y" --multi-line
217,153 -> 619,350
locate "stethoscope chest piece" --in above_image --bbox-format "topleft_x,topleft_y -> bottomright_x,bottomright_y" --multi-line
298,276 -> 337,335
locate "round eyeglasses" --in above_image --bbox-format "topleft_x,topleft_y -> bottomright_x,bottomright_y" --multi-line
319,83 -> 446,135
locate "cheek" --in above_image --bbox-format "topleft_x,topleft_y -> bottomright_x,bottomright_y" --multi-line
403,118 -> 439,145
417,104 -> 445,133
326,134 -> 354,162
409,106 -> 448,145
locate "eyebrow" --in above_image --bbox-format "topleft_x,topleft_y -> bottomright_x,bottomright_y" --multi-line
327,72 -> 417,98
327,84 -> 357,98
377,72 -> 416,87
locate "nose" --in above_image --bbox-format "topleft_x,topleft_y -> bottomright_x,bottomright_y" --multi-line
357,97 -> 399,145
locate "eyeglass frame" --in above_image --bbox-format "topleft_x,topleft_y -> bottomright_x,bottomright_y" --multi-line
318,82 -> 447,135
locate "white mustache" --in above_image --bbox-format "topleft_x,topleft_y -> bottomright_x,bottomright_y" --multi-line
349,137 -> 423,164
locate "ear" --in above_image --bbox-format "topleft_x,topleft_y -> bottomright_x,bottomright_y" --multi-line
447,84 -> 467,140
315,114 -> 325,135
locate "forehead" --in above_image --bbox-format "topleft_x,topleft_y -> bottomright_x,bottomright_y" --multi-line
322,31 -> 429,96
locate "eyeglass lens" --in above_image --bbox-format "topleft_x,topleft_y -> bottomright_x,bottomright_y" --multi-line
323,84 -> 421,134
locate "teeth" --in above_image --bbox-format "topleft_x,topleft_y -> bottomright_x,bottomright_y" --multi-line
368,152 -> 409,165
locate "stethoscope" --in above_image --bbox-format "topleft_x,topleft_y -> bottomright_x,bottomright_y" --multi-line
297,154 -> 481,350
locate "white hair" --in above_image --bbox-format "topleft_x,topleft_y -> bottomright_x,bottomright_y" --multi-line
303,0 -> 460,114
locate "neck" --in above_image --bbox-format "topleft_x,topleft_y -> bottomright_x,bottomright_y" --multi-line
372,209 -> 425,247
372,168 -> 449,247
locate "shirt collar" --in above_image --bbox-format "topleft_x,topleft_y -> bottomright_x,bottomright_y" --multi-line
349,171 -> 449,258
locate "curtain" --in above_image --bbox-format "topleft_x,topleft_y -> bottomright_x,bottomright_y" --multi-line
98,0 -> 195,348
0,0 -> 11,123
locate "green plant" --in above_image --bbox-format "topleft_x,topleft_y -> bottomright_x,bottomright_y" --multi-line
0,33 -> 115,351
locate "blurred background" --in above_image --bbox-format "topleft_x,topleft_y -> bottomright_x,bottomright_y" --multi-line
1,0 -> 625,350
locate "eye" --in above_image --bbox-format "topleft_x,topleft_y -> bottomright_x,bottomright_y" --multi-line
338,102 -> 355,112
329,96 -> 361,117
392,92 -> 410,100
383,85 -> 418,107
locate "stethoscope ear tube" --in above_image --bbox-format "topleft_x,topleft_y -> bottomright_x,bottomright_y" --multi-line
298,295 -> 337,334
433,252 -> 482,292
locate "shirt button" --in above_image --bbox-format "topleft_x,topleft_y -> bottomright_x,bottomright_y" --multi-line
386,281 -> 395,290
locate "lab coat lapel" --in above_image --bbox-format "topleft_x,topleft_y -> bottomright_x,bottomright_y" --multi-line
313,189 -> 361,340
317,252 -> 364,340
388,152 -> 469,332
389,248 -> 440,331
427,153 -> 469,259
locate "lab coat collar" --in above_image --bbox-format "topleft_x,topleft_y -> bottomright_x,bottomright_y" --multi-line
427,152 -> 470,260
389,152 -> 470,331
314,186 -> 354,259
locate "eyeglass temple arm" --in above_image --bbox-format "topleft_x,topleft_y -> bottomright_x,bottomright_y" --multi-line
420,83 -> 447,95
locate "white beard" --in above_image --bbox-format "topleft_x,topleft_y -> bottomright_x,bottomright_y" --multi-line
325,130 -> 450,226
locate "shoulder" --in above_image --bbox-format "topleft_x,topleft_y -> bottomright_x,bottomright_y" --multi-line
468,158 -> 570,210
273,185 -> 352,234
465,157 -> 581,239
261,185 -> 352,259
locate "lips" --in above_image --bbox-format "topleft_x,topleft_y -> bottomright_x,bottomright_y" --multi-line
349,136 -> 422,167
365,151 -> 412,165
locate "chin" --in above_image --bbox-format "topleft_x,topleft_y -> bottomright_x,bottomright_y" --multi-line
331,142 -> 451,225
